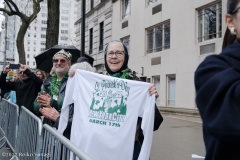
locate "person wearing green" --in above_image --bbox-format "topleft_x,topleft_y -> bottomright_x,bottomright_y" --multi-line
33,49 -> 72,125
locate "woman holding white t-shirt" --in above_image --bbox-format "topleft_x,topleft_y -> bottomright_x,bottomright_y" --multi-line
70,40 -> 163,160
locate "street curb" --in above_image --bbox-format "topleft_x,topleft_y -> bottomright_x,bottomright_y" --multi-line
157,106 -> 200,117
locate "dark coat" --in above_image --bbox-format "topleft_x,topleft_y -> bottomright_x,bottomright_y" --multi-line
54,104 -> 74,139
0,69 -> 43,112
195,42 -> 240,160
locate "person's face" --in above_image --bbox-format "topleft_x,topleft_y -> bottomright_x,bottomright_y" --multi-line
20,71 -> 29,80
13,73 -> 19,81
226,3 -> 240,38
106,43 -> 125,72
36,71 -> 43,79
53,56 -> 71,74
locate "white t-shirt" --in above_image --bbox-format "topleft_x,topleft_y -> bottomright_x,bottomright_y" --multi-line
58,70 -> 155,160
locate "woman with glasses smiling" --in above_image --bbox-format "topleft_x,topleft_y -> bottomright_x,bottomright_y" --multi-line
105,41 -> 163,160
195,0 -> 240,159
70,40 -> 163,160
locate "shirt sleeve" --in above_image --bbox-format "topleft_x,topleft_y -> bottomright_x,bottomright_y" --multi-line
138,89 -> 155,160
195,54 -> 240,141
0,72 -> 16,90
57,76 -> 76,135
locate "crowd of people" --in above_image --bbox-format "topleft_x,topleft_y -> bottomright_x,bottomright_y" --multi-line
0,42 -> 163,159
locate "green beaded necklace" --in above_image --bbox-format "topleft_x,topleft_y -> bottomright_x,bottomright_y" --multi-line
51,72 -> 68,96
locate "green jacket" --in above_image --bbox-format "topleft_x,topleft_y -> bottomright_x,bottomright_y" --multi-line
33,75 -> 68,125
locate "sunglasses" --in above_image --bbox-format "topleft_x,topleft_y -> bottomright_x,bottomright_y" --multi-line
52,59 -> 67,63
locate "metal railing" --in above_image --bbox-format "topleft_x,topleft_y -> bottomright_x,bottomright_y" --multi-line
16,106 -> 43,160
42,124 -> 93,160
0,99 -> 19,152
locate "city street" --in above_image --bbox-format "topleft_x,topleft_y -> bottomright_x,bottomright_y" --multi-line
150,114 -> 205,160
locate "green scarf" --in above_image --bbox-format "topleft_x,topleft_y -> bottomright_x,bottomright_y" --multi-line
51,72 -> 68,96
105,68 -> 135,79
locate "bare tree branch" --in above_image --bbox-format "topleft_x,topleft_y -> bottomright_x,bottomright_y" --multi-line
8,0 -> 20,13
4,0 -> 14,12
0,8 -> 13,16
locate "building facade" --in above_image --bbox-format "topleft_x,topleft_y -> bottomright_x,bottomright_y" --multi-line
6,0 -> 77,69
75,0 -> 113,73
76,0 -> 227,109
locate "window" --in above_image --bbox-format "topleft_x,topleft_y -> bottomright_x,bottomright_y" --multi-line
42,13 -> 47,17
34,47 -> 36,51
41,41 -> 46,45
167,75 -> 176,105
41,34 -> 46,38
99,22 -> 104,51
34,40 -> 36,45
34,33 -> 36,38
28,47 -> 30,51
61,36 -> 68,41
61,16 -> 68,21
62,3 -> 69,7
28,40 -> 30,44
62,10 -> 68,14
148,0 -> 159,6
27,61 -> 29,65
33,62 -> 35,65
28,26 -> 30,30
89,28 -> 93,54
122,36 -> 130,53
61,30 -> 68,34
41,20 -> 47,24
122,0 -> 130,19
34,27 -> 36,30
41,27 -> 47,31
40,48 -> 45,52
198,2 -> 222,42
27,54 -> 29,58
28,33 -> 30,37
61,23 -> 68,27
42,6 -> 47,11
91,0 -> 94,10
147,21 -> 170,53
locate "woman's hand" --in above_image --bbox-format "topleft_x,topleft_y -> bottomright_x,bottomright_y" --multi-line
39,104 -> 60,122
149,84 -> 159,100
37,91 -> 51,106
69,69 -> 77,77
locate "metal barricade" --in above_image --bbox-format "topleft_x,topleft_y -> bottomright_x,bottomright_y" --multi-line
16,106 -> 43,160
42,124 -> 93,160
0,99 -> 19,152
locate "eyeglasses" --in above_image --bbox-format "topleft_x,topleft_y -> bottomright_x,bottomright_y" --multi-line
52,59 -> 67,63
232,6 -> 240,14
106,51 -> 125,58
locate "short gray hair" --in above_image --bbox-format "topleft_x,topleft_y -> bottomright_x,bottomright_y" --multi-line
69,62 -> 95,72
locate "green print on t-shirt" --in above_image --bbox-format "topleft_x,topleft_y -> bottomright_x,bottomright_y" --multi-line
88,79 -> 130,124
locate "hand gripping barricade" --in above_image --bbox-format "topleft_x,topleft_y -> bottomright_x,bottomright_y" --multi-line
15,106 -> 43,160
42,124 -> 93,160
0,99 -> 19,153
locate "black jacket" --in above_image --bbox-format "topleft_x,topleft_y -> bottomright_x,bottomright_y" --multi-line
54,104 -> 74,139
0,69 -> 43,112
195,42 -> 240,160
